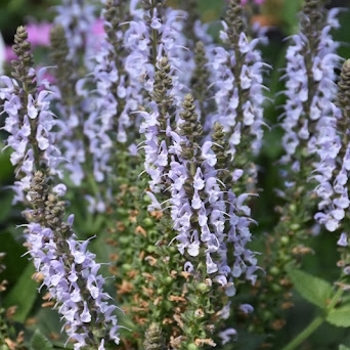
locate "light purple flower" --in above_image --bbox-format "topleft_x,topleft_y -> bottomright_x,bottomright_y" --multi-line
337,232 -> 348,247
54,0 -> 96,63
25,219 -> 120,350
0,71 -> 63,203
162,113 -> 259,299
209,25 -> 267,158
308,10 -> 348,232
218,328 -> 237,345
281,8 -> 341,170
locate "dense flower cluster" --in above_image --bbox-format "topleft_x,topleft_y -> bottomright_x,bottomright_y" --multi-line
1,25 -> 121,349
0,70 -> 62,203
124,0 -> 191,105
168,126 -> 258,295
138,0 -> 263,297
54,0 -> 96,63
314,58 -> 350,234
210,0 -> 266,158
281,7 -> 341,169
90,0 -> 139,150
25,217 -> 120,350
50,2 -> 104,196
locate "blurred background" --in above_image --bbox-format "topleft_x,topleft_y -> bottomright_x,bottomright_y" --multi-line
1,0 -> 350,349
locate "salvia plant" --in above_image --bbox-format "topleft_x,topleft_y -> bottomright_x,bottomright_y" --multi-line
1,0 -> 350,349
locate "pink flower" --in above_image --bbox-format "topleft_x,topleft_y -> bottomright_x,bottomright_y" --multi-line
0,32 -> 4,74
26,23 -> 52,47
5,45 -> 16,61
89,19 -> 105,52
4,23 -> 52,62
92,19 -> 104,38
4,20 -> 107,63
240,0 -> 265,4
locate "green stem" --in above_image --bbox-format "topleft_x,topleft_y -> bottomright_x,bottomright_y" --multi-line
281,315 -> 323,350
328,286 -> 343,309
281,288 -> 344,350
87,172 -> 101,199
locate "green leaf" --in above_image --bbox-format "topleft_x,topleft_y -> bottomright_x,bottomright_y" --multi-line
287,268 -> 333,309
7,0 -> 26,12
32,308 -> 67,347
0,144 -> 13,182
281,0 -> 302,35
0,191 -> 14,222
0,231 -> 27,285
30,329 -> 54,350
339,345 -> 350,350
3,262 -> 38,322
326,307 -> 350,328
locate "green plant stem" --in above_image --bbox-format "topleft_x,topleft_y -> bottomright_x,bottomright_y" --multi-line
281,287 -> 344,350
281,315 -> 323,350
328,287 -> 343,309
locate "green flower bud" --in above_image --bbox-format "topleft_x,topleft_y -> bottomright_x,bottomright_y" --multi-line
196,283 -> 210,293
188,344 -> 199,350
116,207 -> 129,217
146,245 -> 156,253
143,217 -> 155,228
122,263 -> 133,272
164,276 -> 173,285
271,283 -> 283,293
269,267 -> 280,276
263,310 -> 273,321
280,236 -> 290,245
290,223 -> 300,231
